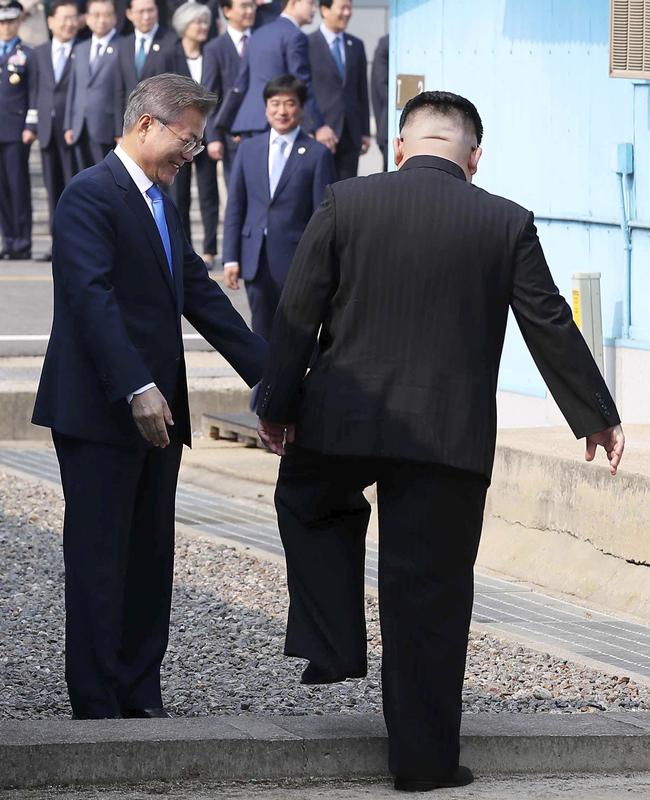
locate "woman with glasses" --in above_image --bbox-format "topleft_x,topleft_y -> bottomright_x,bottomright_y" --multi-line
169,1 -> 219,269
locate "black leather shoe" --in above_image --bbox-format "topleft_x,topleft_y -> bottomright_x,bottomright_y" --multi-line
300,662 -> 366,685
394,766 -> 474,792
124,707 -> 172,719
5,248 -> 32,260
34,251 -> 52,262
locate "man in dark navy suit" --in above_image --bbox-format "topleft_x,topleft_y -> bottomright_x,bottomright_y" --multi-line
308,0 -> 369,180
231,0 -> 336,150
113,0 -> 175,138
64,0 -> 120,169
370,32 -> 388,171
0,0 -> 35,259
204,0 -> 255,184
222,74 -> 335,342
32,73 -> 267,720
26,0 -> 79,260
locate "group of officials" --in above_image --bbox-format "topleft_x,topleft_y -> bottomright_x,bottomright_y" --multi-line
0,0 -> 389,285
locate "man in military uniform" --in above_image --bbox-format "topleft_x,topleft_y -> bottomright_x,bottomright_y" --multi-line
0,0 -> 36,260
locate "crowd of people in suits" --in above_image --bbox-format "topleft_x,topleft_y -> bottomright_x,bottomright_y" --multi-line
0,0 -> 390,310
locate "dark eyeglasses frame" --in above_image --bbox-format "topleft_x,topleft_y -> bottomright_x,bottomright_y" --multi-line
155,118 -> 205,157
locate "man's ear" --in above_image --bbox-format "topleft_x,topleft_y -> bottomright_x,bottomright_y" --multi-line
393,136 -> 404,168
468,145 -> 482,178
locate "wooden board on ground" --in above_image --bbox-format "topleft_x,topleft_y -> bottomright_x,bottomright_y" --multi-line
201,412 -> 261,448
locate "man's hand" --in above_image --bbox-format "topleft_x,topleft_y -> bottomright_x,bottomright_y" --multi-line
22,129 -> 36,145
257,418 -> 295,456
131,387 -> 174,448
207,141 -> 224,161
585,424 -> 625,476
64,129 -> 75,146
315,124 -> 338,153
360,135 -> 371,154
224,262 -> 240,290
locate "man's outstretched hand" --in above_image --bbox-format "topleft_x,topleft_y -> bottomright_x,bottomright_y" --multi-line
585,424 -> 625,475
257,418 -> 295,456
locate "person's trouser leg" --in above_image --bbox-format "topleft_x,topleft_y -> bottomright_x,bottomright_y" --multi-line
195,148 -> 219,256
274,446 -> 372,675
169,161 -> 192,246
0,141 -> 31,253
376,461 -> 488,779
40,143 -> 65,234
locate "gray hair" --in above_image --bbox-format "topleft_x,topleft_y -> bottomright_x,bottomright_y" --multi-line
172,1 -> 212,37
123,73 -> 218,133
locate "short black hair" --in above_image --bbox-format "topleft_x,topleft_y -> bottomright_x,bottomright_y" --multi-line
220,0 -> 233,9
319,0 -> 338,8
48,0 -> 79,16
399,90 -> 483,145
263,74 -> 307,107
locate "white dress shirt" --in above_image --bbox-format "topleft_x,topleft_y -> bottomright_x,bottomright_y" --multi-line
319,23 -> 346,66
113,144 -> 158,400
226,25 -> 251,57
51,38 -> 73,76
133,24 -> 159,58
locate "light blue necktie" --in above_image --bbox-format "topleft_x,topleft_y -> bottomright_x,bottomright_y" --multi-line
135,36 -> 146,78
330,35 -> 345,79
269,137 -> 288,198
53,44 -> 67,83
146,185 -> 173,275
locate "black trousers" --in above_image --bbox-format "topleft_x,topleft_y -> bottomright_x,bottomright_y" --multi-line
169,148 -> 219,255
74,126 -> 113,171
41,125 -> 76,233
333,124 -> 360,181
0,140 -> 32,253
53,431 -> 183,719
221,134 -> 239,188
275,445 -> 488,779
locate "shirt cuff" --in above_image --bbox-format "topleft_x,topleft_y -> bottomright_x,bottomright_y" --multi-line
127,382 -> 156,404
223,262 -> 239,270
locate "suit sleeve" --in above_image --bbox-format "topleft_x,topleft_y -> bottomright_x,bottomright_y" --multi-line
358,42 -> 370,137
53,178 -> 154,402
371,37 -> 388,120
180,234 -> 268,388
312,146 -> 336,209
63,61 -> 75,132
510,212 -> 620,437
257,187 -> 338,421
221,143 -> 247,264
286,33 -> 324,132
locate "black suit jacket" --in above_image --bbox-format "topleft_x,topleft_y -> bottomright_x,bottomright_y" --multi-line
33,151 -> 267,446
308,29 -> 369,148
257,156 -> 619,480
28,40 -> 76,147
114,27 -> 176,136
370,34 -> 388,152
202,31 -> 242,144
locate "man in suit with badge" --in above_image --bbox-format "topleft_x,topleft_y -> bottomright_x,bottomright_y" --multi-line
114,0 -> 175,138
26,0 -> 79,261
308,0 -> 369,180
222,74 -> 336,342
0,0 -> 35,259
64,0 -> 120,169
32,73 -> 267,720
230,0 -> 336,151
204,0 -> 255,185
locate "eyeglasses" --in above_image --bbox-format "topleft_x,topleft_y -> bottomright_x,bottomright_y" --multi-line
156,118 -> 205,157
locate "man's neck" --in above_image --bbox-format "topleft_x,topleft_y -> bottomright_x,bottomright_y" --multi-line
323,22 -> 343,36
281,12 -> 301,28
135,25 -> 156,37
227,22 -> 249,34
118,139 -> 147,176
52,36 -> 72,46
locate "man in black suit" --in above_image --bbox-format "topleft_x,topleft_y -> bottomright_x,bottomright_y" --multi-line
370,32 -> 387,171
308,0 -> 369,180
113,0 -> 175,137
26,0 -> 79,261
32,73 -> 267,720
204,0 -> 255,184
256,91 -> 625,790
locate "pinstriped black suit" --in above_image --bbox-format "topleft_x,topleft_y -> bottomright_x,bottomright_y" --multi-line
257,155 -> 619,780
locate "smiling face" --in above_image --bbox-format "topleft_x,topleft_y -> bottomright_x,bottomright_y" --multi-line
320,0 -> 351,34
47,3 -> 79,42
265,91 -> 303,135
136,106 -> 206,186
86,0 -> 117,38
0,17 -> 21,42
224,0 -> 255,31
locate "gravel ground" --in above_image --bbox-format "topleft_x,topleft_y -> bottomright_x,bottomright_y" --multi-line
1,470 -> 649,720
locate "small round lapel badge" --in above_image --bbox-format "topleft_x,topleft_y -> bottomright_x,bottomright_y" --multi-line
9,72 -> 21,84
106,46 -> 113,54
297,146 -> 306,155
152,43 -> 160,52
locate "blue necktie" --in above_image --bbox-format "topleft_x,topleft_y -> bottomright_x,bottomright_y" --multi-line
269,137 -> 288,198
146,185 -> 173,275
135,36 -> 146,78
330,35 -> 345,79
53,44 -> 67,83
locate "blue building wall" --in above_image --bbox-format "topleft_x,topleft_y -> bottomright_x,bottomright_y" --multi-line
390,0 -> 650,397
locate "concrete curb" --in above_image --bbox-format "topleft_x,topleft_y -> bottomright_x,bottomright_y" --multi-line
2,713 -> 650,789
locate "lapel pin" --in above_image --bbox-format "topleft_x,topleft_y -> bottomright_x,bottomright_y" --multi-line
9,73 -> 21,84
152,43 -> 160,52
298,146 -> 306,155
106,46 -> 113,54
347,39 -> 352,46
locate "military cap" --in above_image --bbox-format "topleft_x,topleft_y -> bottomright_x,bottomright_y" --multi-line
0,0 -> 24,21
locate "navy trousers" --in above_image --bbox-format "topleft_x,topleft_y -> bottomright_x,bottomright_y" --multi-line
244,243 -> 284,342
41,124 -> 76,233
0,140 -> 32,253
169,148 -> 219,256
53,431 -> 183,719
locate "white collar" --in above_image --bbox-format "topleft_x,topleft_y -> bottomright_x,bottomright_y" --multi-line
319,23 -> 344,46
114,144 -> 153,195
227,25 -> 250,45
270,126 -> 300,146
280,12 -> 300,29
52,37 -> 73,52
135,24 -> 158,42
92,29 -> 116,49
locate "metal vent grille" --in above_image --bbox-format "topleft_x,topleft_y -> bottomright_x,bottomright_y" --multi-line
610,0 -> 650,78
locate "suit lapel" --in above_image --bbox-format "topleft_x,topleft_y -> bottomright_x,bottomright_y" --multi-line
143,28 -> 165,75
271,130 -> 306,202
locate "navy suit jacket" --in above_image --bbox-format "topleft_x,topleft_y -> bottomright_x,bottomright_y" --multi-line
114,27 -> 176,136
0,39 -> 34,143
308,30 -> 369,148
27,40 -> 76,147
222,128 -> 336,284
64,32 -> 120,145
203,31 -> 242,144
232,16 -> 323,134
32,151 -> 267,446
